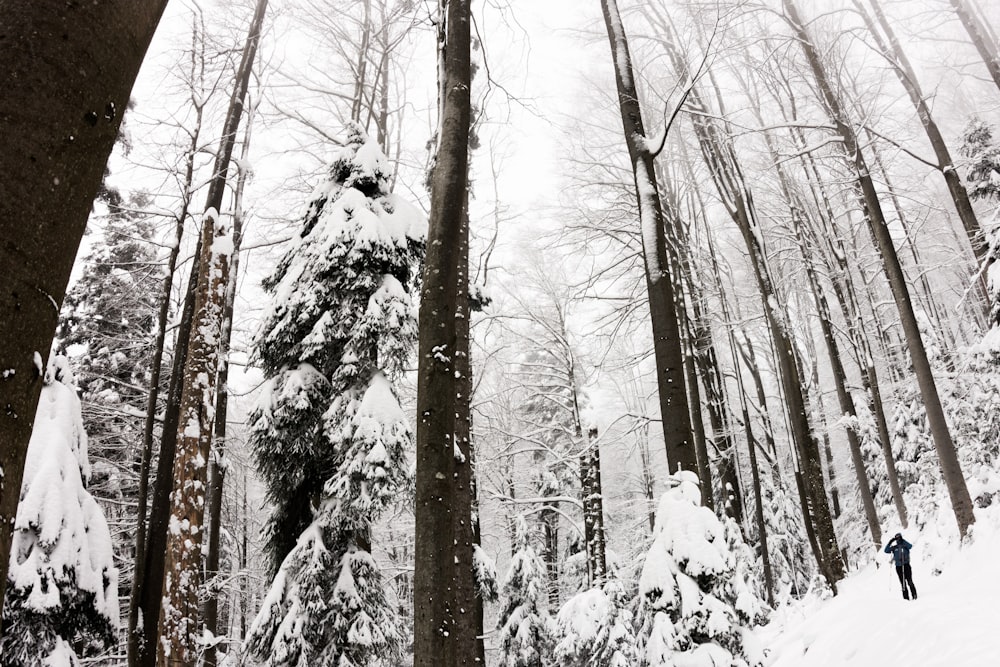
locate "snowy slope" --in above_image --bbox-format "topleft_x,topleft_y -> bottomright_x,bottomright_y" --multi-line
761,511 -> 1000,667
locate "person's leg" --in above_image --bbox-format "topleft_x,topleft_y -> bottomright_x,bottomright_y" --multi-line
904,563 -> 917,598
896,565 -> 909,599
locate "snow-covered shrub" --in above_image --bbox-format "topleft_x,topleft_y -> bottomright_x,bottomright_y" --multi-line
637,471 -> 764,667
1,358 -> 118,666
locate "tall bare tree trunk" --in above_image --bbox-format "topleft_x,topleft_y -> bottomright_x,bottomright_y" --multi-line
682,311 -> 716,510
785,0 -> 975,537
741,375 -> 775,606
949,0 -> 1000,92
581,427 -> 608,586
203,108 -> 254,667
855,0 -> 989,283
156,2 -> 267,663
798,222 -> 882,547
413,1 -> 473,664
129,27 -> 208,661
451,191 -> 479,662
600,0 -> 696,475
777,108 -> 909,528
667,174 -> 742,520
133,241 -> 200,666
743,95 -> 881,546
0,0 -> 168,625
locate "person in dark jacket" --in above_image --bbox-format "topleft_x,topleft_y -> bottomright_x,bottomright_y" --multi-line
884,533 -> 917,600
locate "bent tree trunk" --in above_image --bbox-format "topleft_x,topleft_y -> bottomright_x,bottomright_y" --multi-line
785,0 -> 975,537
413,1 -> 473,665
600,0 -> 696,475
0,0 -> 168,627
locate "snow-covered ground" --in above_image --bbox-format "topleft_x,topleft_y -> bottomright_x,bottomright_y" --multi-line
761,509 -> 1000,666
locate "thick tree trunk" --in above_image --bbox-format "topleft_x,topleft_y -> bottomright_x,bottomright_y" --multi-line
133,245 -> 200,667
451,192 -> 479,662
156,208 -> 232,666
413,1 -> 473,664
156,2 -> 267,663
785,0 -> 976,537
581,428 -> 608,586
203,115 -> 252,667
0,0 -> 168,625
600,0 -> 696,475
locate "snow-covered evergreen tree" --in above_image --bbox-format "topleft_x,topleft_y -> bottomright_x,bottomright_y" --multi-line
554,571 -> 639,667
960,117 -> 1000,331
497,517 -> 556,667
756,465 -> 813,600
1,357 -> 118,666
245,124 -> 423,666
637,471 -> 764,667
960,117 -> 1000,205
56,194 -> 162,606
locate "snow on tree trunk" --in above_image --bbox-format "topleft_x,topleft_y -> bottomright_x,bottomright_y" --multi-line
638,471 -> 765,667
599,0 -> 696,476
2,358 -> 118,666
156,208 -> 234,666
412,1 -> 474,664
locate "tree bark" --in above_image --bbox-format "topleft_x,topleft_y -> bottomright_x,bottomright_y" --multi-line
581,428 -> 608,586
413,1 -> 473,664
203,107 -> 253,667
784,0 -> 976,537
0,0 -> 168,625
133,242 -> 200,666
451,190 -> 479,663
156,2 -> 267,663
600,0 -> 696,475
